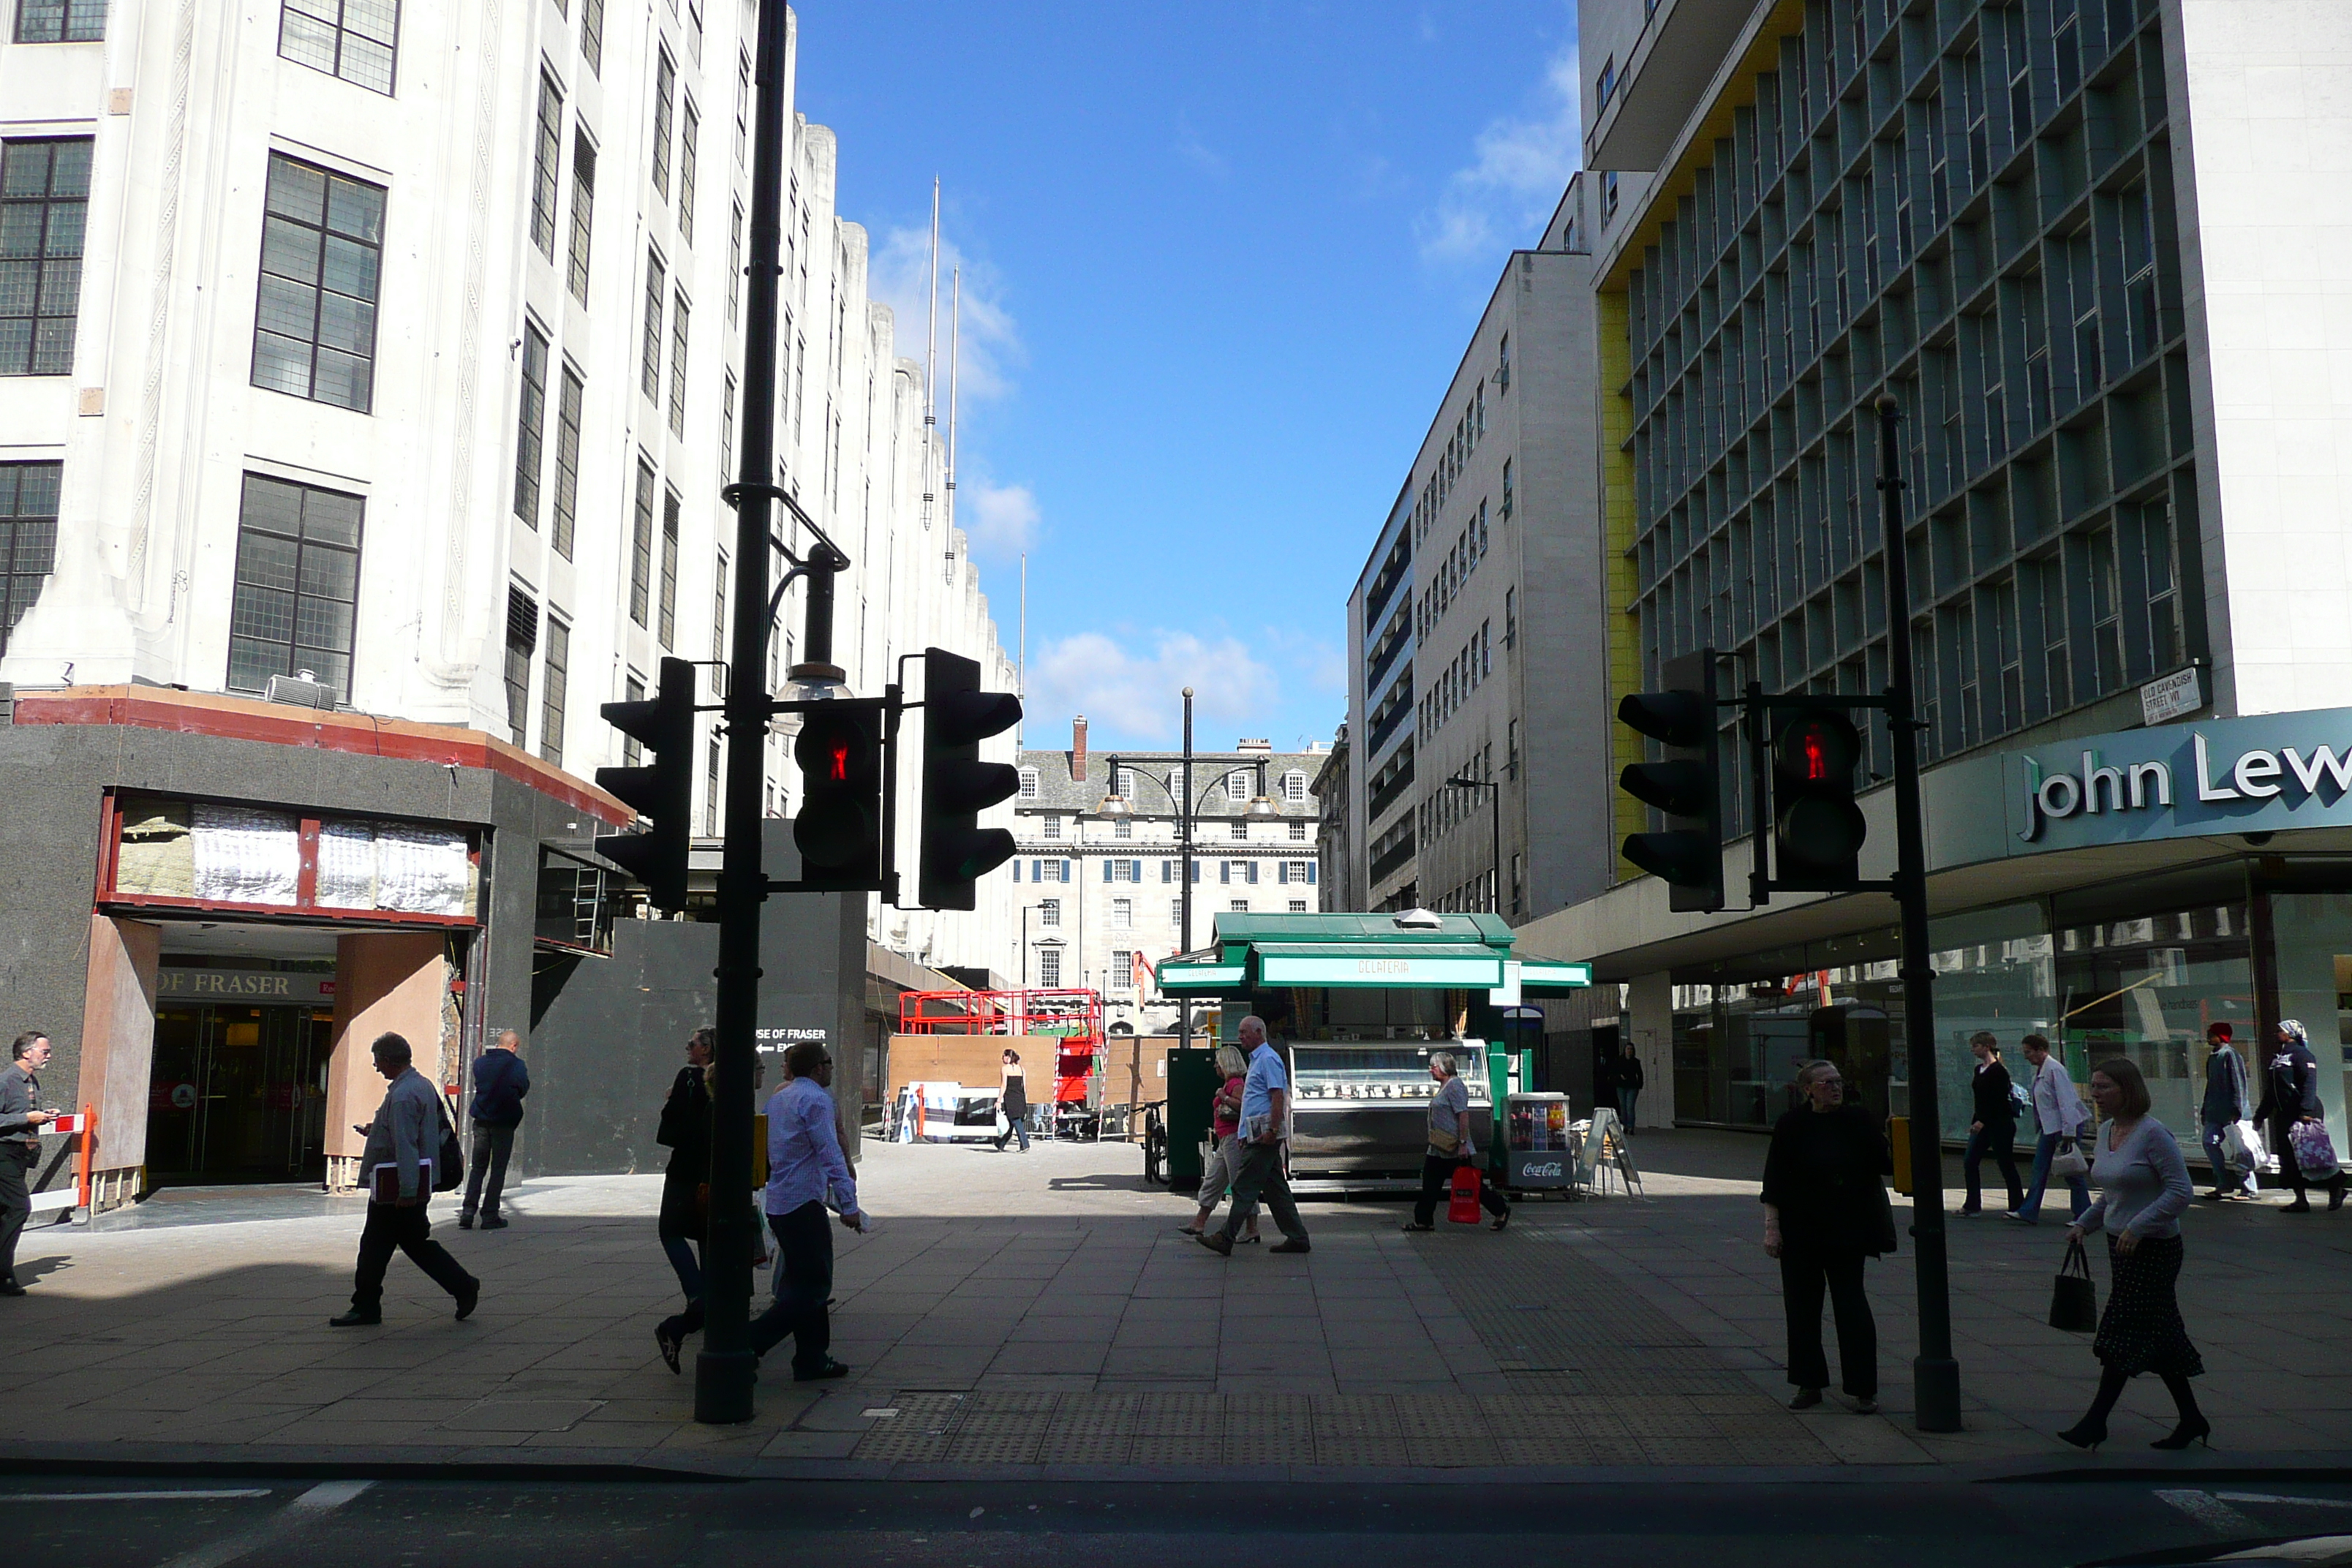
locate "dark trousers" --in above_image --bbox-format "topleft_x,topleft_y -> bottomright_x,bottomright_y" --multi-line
0,1150 -> 30,1282
1218,1139 -> 1309,1245
1962,1119 -> 2023,1213
350,1199 -> 477,1313
1780,1247 -> 1876,1398
462,1122 -> 516,1218
748,1200 -> 833,1376
1412,1153 -> 1509,1226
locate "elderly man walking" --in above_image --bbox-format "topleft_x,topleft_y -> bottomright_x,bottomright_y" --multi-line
1195,1015 -> 1311,1256
331,1032 -> 479,1327
460,1028 -> 531,1230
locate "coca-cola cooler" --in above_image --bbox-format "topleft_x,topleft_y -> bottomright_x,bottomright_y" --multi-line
1502,1092 -> 1572,1192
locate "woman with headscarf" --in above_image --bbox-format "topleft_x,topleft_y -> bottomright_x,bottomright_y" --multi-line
2255,1019 -> 2346,1213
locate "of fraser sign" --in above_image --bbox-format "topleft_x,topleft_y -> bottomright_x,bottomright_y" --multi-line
2011,706 -> 2352,847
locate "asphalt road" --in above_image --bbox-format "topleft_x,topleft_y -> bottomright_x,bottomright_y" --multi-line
20,1473 -> 2352,1568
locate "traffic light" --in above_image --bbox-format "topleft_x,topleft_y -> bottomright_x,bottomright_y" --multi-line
1771,701 -> 1867,891
1616,649 -> 1722,912
918,646 -> 1022,911
791,699 -> 886,891
595,655 -> 696,911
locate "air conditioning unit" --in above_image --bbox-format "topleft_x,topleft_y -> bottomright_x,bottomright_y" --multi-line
265,671 -> 334,710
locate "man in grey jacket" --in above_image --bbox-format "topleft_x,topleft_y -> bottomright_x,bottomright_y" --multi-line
331,1033 -> 479,1327
0,1033 -> 56,1296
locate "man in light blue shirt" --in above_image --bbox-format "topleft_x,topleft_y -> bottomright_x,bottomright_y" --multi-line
1197,1015 -> 1311,1255
748,1041 -> 862,1380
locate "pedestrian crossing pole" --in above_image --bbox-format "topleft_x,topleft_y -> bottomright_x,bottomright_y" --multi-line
695,0 -> 794,1426
1874,392 -> 1962,1433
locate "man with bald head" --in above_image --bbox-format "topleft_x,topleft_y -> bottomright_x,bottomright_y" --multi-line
1196,1014 -> 1310,1256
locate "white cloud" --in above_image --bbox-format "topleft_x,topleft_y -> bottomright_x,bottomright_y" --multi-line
1417,42 -> 1581,265
962,480 -> 1040,556
1026,630 -> 1282,747
868,225 -> 1023,404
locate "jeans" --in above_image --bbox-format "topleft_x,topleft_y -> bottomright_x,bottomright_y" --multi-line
1780,1247 -> 1876,1398
1217,1139 -> 1309,1245
1617,1088 -> 1640,1130
1411,1153 -> 1509,1226
1961,1119 -> 2024,1213
2200,1118 -> 2257,1196
748,1200 -> 834,1376
462,1121 -> 516,1218
350,1199 -> 476,1313
2017,1131 -> 2092,1222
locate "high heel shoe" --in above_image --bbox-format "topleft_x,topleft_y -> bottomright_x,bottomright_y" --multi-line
2056,1420 -> 2107,1452
2151,1417 -> 2212,1451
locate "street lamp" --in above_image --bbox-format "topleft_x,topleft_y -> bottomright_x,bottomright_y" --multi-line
1447,772 -> 1503,916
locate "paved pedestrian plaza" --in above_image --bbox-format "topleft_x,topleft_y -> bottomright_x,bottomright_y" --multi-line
6,1131 -> 2345,1477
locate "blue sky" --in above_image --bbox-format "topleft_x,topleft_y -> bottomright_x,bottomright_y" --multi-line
794,3 -> 1580,753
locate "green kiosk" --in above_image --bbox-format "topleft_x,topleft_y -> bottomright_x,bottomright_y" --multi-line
1155,912 -> 1592,1194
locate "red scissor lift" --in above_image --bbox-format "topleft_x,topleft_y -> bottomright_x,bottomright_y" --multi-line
898,987 -> 1107,1138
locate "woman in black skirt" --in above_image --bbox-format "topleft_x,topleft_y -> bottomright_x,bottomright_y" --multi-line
2060,1056 -> 2206,1450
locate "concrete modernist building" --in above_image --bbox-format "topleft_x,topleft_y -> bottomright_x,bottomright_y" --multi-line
1013,720 -> 1326,1035
1338,181 -> 1616,924
1522,0 -> 2352,1144
0,0 -> 1011,1200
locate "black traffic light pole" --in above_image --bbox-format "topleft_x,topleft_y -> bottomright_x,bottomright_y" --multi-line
1875,392 -> 1961,1434
696,0 -> 794,1426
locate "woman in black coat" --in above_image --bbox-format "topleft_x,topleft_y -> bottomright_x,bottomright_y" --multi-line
1762,1059 -> 1897,1414
654,1028 -> 715,1372
2255,1019 -> 2345,1213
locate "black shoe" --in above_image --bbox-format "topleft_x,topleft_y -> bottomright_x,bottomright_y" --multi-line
1789,1388 -> 1823,1410
454,1284 -> 480,1321
480,1215 -> 509,1230
794,1359 -> 851,1382
1194,1230 -> 1233,1256
1269,1239 -> 1311,1255
2151,1417 -> 2212,1450
457,1213 -> 475,1229
2057,1420 -> 2106,1452
655,1324 -> 684,1374
329,1310 -> 382,1327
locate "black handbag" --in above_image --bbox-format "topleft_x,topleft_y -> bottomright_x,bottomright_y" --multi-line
2049,1237 -> 2098,1333
431,1092 -> 465,1194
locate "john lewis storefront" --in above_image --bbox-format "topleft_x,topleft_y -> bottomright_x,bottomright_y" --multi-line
1519,705 -> 2352,1149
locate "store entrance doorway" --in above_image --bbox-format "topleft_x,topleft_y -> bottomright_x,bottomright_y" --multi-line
147,1003 -> 333,1186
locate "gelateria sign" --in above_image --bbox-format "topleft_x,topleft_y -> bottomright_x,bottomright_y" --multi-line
2011,706 -> 2352,848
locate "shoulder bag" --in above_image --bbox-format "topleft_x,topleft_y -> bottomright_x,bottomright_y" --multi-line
2048,1237 -> 2098,1333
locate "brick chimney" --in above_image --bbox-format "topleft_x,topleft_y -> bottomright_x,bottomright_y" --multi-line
1071,715 -> 1088,781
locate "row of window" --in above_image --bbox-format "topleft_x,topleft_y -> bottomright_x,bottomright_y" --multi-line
1015,859 -> 1319,886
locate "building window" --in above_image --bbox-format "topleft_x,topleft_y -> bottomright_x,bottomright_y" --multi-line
640,249 -> 665,399
1112,897 -> 1132,930
551,363 -> 582,559
0,137 -> 90,377
0,462 -> 60,656
565,132 -> 596,304
540,615 -> 568,766
578,0 -> 602,74
1018,766 -> 1039,799
677,99 -> 698,244
1041,813 -> 1061,840
529,68 -> 562,257
657,487 -> 681,647
650,48 -> 674,200
628,458 -> 655,627
251,153 -> 384,412
279,0 -> 399,94
1289,900 -> 1308,914
502,587 -> 537,747
1289,819 -> 1308,842
512,321 -> 549,527
1038,897 -> 1060,927
667,290 -> 689,435
1037,948 -> 1062,987
227,472 -> 363,702
619,674 -> 643,765
15,0 -> 107,41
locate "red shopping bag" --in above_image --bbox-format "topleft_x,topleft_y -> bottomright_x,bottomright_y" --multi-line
1447,1164 -> 1482,1224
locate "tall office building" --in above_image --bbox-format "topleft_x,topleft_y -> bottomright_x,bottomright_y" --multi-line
0,1 -> 1012,1202
1523,0 -> 2352,1142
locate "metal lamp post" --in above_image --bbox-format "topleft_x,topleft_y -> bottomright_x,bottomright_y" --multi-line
1447,774 -> 1503,916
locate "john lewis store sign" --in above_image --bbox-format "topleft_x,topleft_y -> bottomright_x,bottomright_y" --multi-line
2011,706 -> 2352,848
